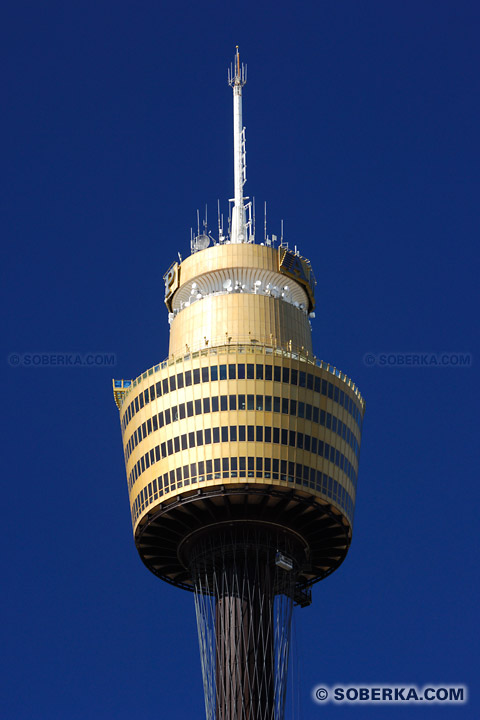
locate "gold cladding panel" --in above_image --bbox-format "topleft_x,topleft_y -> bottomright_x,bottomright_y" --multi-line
169,294 -> 313,356
121,352 -> 363,534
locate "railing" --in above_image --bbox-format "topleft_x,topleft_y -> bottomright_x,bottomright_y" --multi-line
116,341 -> 365,409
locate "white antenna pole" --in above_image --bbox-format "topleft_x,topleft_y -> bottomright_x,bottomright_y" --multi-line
264,201 -> 267,242
228,46 -> 247,243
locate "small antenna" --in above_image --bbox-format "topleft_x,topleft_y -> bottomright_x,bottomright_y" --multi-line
197,209 -> 200,237
264,201 -> 267,242
252,197 -> 256,242
281,219 -> 284,245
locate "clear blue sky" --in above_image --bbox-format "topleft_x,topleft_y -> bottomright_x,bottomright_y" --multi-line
2,1 -> 479,718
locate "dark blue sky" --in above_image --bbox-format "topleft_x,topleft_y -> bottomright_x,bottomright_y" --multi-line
3,1 -> 479,718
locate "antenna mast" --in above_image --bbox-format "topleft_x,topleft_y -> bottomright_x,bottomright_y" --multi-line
228,46 -> 248,243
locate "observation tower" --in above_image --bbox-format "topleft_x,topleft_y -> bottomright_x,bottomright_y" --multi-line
113,48 -> 365,720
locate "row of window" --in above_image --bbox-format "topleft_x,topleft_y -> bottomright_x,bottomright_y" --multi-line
126,424 -> 358,493
131,459 -> 355,526
124,392 -> 361,465
121,362 -> 363,435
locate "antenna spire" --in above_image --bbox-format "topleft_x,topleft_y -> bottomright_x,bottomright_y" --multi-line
228,47 -> 248,243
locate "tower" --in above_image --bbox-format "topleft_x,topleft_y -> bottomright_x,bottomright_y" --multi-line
113,48 -> 365,720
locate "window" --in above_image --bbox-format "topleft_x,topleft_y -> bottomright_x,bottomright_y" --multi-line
291,369 -> 297,385
256,426 -> 263,442
307,373 -> 313,390
274,366 -> 281,382
144,388 -> 150,403
228,364 -> 236,379
334,386 -> 339,403
237,364 -> 245,379
219,364 -> 227,380
247,364 -> 254,379
328,382 -> 333,399
203,397 -> 210,413
282,398 -> 289,414
230,426 -> 237,441
297,432 -> 303,449
282,367 -> 289,383
179,403 -> 186,419
185,370 -> 192,386
162,378 -> 169,394
238,394 -> 245,410
273,396 -> 280,413
281,429 -> 288,445
265,364 -> 272,381
321,379 -> 327,395
204,428 -> 212,444
139,394 -> 144,409
169,376 -> 176,392
229,395 -> 236,410
289,431 -> 296,447
290,399 -> 297,416
320,410 -> 325,426
193,368 -> 200,384
265,396 -> 272,411
174,437 -> 180,452
181,434 -> 187,450
239,426 -> 246,441
298,402 -> 305,418
220,395 -> 228,411
247,425 -> 254,441
196,430 -> 204,446
189,432 -> 195,448
167,439 -> 173,455
177,373 -> 184,389
221,426 -> 228,442
187,401 -> 193,417
201,367 -> 209,383
256,395 -> 263,411
156,381 -> 162,397
264,426 -> 272,442
247,394 -> 255,410
213,427 -> 220,443
210,366 -> 218,381
211,396 -> 219,412
164,409 -> 171,425
256,364 -> 263,380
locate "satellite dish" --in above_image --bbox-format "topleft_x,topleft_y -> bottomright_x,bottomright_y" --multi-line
223,279 -> 233,290
194,234 -> 210,251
